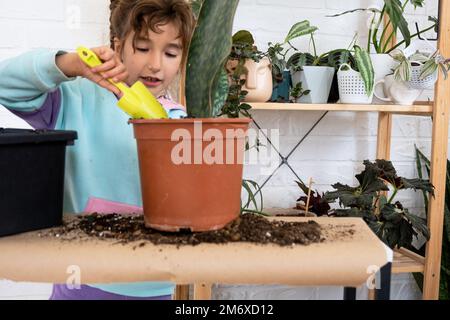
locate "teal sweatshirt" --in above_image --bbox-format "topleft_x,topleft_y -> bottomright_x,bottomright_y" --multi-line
0,49 -> 185,297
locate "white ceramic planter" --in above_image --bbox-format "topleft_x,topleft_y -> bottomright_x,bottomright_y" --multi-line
291,66 -> 335,103
370,53 -> 398,104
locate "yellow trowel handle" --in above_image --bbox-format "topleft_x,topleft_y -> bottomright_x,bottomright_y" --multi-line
76,46 -> 169,120
76,46 -> 129,94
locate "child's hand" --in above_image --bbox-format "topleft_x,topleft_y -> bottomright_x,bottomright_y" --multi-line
78,46 -> 128,97
56,46 -> 128,97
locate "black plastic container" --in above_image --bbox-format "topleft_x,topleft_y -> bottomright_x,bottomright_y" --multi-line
0,128 -> 77,237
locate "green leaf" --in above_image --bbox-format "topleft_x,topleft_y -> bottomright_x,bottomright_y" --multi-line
420,59 -> 438,79
190,0 -> 205,20
370,159 -> 398,182
367,220 -> 385,239
355,161 -> 389,193
284,20 -> 318,43
287,52 -> 314,70
354,45 -> 375,95
212,68 -> 230,117
232,30 -> 255,45
385,0 -> 412,48
406,212 -> 430,241
295,180 -> 312,196
326,49 -> 354,69
241,179 -> 263,212
400,177 -> 435,196
381,203 -> 403,223
325,183 -> 375,208
186,0 -> 239,118
410,0 -> 425,8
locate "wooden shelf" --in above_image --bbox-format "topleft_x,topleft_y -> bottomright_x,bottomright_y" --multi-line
248,102 -> 433,116
393,248 -> 425,274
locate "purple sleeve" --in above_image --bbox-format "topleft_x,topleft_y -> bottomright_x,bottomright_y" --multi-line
10,89 -> 62,130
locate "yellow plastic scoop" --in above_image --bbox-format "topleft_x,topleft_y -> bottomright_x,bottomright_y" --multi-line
76,46 -> 168,119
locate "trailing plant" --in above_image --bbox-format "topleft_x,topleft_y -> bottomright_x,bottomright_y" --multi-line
221,30 -> 264,118
327,0 -> 437,54
390,48 -> 450,81
290,82 -> 310,101
415,146 -> 450,300
323,159 -> 434,249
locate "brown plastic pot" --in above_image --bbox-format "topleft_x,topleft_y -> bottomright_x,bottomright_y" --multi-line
129,118 -> 252,232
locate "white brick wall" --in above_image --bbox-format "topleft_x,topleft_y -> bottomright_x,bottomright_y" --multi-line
0,0 -> 442,300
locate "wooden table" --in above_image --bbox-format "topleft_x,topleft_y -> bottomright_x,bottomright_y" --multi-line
0,216 -> 392,299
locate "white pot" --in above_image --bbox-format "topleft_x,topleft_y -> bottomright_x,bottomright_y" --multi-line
337,64 -> 373,104
370,53 -> 398,104
374,75 -> 422,105
291,66 -> 335,103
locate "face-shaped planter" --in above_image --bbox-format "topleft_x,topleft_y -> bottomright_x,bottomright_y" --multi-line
227,57 -> 273,102
242,57 -> 273,102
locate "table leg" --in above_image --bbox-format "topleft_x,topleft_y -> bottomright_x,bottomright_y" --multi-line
193,283 -> 212,300
343,287 -> 357,300
375,262 -> 392,300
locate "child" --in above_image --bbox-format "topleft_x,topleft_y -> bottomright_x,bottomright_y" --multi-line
0,0 -> 195,300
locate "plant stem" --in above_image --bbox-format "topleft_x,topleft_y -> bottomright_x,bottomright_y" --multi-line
311,33 -> 317,58
368,14 -> 376,52
241,209 -> 270,216
372,5 -> 386,53
287,41 -> 299,52
386,24 -> 437,54
388,187 -> 398,204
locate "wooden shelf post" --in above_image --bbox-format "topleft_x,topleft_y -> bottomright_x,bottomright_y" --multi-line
423,0 -> 450,300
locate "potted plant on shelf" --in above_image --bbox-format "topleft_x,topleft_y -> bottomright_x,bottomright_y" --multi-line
264,20 -> 318,102
336,45 -> 375,104
130,0 -> 252,232
287,29 -> 347,104
390,48 -> 450,90
328,0 -> 437,103
226,30 -> 272,103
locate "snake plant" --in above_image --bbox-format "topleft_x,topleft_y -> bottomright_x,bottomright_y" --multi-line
185,0 -> 239,118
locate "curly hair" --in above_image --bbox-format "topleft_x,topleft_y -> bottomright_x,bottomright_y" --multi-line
109,0 -> 195,62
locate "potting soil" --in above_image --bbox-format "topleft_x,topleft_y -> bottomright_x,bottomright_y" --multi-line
40,213 -> 326,248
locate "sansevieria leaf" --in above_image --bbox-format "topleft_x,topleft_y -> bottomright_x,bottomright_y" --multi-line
186,0 -> 239,118
354,45 -> 375,96
211,68 -> 229,117
284,20 -> 318,43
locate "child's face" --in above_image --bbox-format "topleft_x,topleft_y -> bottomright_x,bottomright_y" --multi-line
117,22 -> 183,97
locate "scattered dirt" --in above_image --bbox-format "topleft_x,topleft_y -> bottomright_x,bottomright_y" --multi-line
39,213 -> 330,248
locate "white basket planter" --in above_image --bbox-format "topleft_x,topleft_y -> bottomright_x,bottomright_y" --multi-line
407,64 -> 438,90
337,64 -> 373,104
